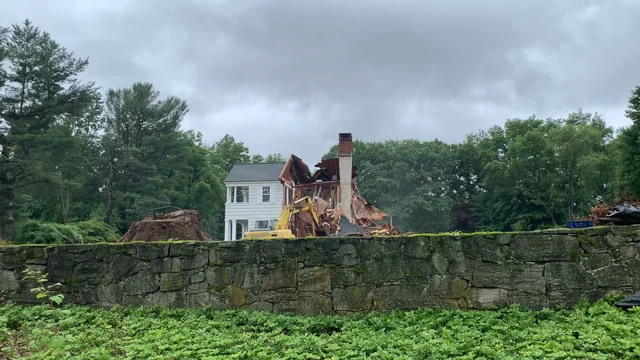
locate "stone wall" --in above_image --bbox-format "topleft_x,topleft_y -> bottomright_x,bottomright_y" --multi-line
1,226 -> 639,314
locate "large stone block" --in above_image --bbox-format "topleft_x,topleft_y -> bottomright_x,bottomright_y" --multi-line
301,248 -> 328,267
371,285 -> 432,310
361,256 -> 404,284
0,270 -> 19,292
275,292 -> 332,315
580,253 -> 612,270
333,285 -> 373,311
592,265 -> 631,288
210,242 -> 258,263
282,239 -> 306,258
24,247 -> 47,265
0,249 -> 25,270
355,238 -> 401,261
330,244 -> 359,266
447,254 -> 474,281
473,263 -> 544,292
431,251 -> 449,275
507,290 -> 548,310
181,252 -> 209,270
328,266 -> 362,287
110,255 -> 144,283
297,266 -> 331,293
403,258 -> 436,283
94,284 -> 124,306
428,274 -> 468,299
187,282 -> 207,295
465,288 -> 508,309
545,262 -> 596,291
136,244 -> 169,261
151,257 -> 181,274
160,272 -> 187,292
512,235 -> 579,262
123,269 -> 159,296
261,288 -> 297,303
74,262 -> 108,286
187,292 -> 210,307
434,237 -> 461,261
611,245 -> 638,262
245,301 -> 273,312
206,264 -> 260,292
478,237 -> 507,264
145,291 -> 184,307
260,259 -> 296,291
47,250 -> 80,283
169,243 -> 208,257
403,238 -> 436,259
258,241 -> 283,263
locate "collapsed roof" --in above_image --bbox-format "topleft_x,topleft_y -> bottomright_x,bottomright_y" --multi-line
278,133 -> 396,237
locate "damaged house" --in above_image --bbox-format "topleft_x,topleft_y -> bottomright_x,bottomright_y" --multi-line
223,133 -> 396,240
278,133 -> 397,237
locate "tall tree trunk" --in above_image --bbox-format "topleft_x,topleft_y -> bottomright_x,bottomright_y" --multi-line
105,160 -> 114,224
0,134 -> 15,241
61,190 -> 70,224
568,166 -> 574,220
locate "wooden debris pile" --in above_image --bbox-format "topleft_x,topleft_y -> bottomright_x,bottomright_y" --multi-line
279,154 -> 397,237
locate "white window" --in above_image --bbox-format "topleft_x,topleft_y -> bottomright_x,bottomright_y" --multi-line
262,186 -> 270,202
234,186 -> 249,203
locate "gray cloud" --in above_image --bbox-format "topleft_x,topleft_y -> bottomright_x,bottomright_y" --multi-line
2,0 -> 639,164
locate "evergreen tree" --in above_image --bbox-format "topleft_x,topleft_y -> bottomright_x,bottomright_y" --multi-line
0,20 -> 96,240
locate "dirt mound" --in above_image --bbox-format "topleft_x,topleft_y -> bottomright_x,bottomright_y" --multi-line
120,209 -> 212,243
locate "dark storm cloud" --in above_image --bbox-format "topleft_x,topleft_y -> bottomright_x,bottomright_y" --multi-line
2,0 -> 639,163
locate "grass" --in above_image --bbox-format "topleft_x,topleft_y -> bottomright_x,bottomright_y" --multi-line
2,298 -> 640,359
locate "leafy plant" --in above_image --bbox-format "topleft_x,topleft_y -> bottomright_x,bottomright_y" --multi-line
21,269 -> 65,329
3,299 -> 640,359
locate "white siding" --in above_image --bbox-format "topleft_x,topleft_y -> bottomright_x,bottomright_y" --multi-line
224,181 -> 284,236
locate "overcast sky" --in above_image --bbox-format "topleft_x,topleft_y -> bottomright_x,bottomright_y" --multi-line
2,0 -> 639,165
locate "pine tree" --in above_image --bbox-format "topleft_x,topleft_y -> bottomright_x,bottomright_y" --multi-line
0,20 -> 96,240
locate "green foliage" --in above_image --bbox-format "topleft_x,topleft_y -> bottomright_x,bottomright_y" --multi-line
21,269 -> 64,307
616,85 -> 640,197
2,300 -> 640,359
14,219 -> 118,244
72,220 -> 120,243
14,220 -> 83,244
322,109 -> 617,234
0,19 -> 98,240
20,268 -> 67,345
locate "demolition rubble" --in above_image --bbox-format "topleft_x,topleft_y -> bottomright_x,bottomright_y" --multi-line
278,133 -> 398,237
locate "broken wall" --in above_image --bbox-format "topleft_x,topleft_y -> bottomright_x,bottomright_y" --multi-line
2,226 -> 638,313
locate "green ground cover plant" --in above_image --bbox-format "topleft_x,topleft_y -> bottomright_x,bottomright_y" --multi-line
1,297 -> 639,359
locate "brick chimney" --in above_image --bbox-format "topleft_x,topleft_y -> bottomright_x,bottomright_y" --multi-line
338,133 -> 353,221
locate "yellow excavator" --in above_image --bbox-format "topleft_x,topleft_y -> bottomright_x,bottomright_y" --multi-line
243,196 -> 321,240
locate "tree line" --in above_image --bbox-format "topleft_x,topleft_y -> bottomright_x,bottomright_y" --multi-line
0,20 -> 284,243
324,98 -> 640,233
2,20 -> 640,242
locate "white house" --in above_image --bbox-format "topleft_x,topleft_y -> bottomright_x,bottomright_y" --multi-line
223,162 -> 286,240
